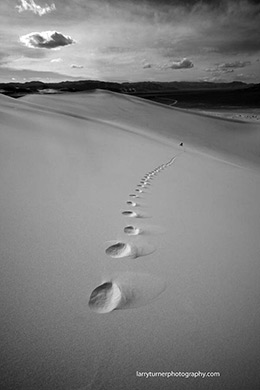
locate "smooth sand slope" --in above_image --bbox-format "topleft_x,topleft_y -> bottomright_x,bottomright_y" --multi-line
0,91 -> 260,389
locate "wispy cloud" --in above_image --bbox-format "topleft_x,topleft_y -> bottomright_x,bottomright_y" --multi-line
16,0 -> 56,16
236,72 -> 256,81
163,58 -> 194,70
200,76 -> 227,83
217,61 -> 251,69
71,64 -> 84,69
205,60 -> 251,75
20,31 -> 75,49
205,67 -> 234,74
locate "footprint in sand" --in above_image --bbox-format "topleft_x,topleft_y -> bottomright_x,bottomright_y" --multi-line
89,272 -> 166,314
122,210 -> 138,217
88,281 -> 122,314
105,241 -> 155,259
126,200 -> 137,207
105,242 -> 137,258
124,225 -> 142,235
122,210 -> 150,218
90,152 -> 182,313
129,194 -> 139,198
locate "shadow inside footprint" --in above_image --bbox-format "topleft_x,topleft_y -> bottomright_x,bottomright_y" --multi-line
122,210 -> 138,217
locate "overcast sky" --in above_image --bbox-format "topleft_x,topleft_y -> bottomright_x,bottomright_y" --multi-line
0,0 -> 260,83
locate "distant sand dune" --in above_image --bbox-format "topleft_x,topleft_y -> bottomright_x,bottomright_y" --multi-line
20,89 -> 260,168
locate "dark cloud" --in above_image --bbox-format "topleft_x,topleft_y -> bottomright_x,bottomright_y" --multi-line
138,0 -> 260,56
194,1 -> 260,55
20,31 -> 75,49
53,1 -> 260,56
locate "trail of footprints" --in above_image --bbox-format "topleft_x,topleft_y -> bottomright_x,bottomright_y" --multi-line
89,155 -> 178,313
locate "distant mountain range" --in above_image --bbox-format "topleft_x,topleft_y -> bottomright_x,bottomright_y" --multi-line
0,80 -> 259,108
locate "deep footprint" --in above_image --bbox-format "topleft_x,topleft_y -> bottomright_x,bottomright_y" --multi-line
126,201 -> 137,207
105,242 -> 137,258
105,241 -> 155,258
124,225 -> 141,235
122,210 -> 138,217
88,281 -> 122,313
89,272 -> 166,314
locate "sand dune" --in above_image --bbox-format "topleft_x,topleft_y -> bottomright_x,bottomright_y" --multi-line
1,90 -> 260,389
21,90 -> 260,168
